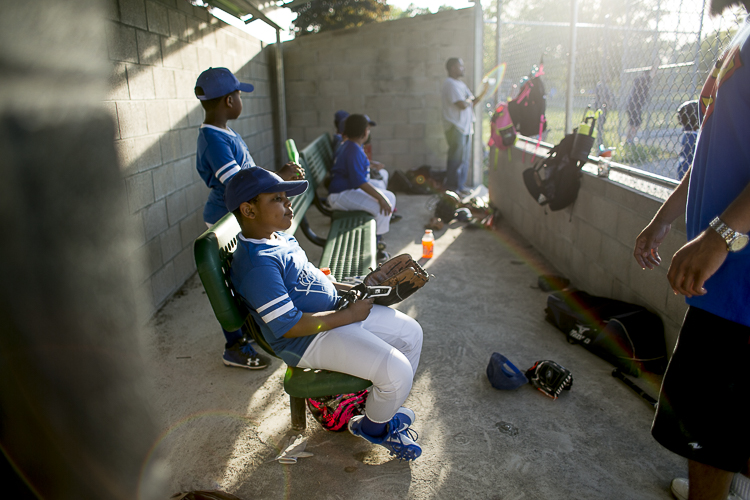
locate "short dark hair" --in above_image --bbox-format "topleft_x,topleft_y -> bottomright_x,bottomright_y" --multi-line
343,114 -> 369,139
196,86 -> 223,112
446,58 -> 460,72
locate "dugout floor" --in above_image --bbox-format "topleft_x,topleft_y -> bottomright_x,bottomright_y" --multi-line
144,191 -> 684,499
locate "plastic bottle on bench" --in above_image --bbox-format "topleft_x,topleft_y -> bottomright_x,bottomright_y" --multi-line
421,230 -> 434,259
320,267 -> 336,282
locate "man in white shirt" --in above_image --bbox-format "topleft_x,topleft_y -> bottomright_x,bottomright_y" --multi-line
441,57 -> 488,195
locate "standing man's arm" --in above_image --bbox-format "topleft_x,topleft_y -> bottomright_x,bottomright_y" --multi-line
454,81 -> 491,110
667,183 -> 750,297
634,167 -> 750,297
633,167 -> 691,269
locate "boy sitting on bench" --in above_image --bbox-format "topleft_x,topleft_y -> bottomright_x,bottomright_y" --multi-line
225,167 -> 424,461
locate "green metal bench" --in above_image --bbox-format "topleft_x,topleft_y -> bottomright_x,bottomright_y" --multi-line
193,169 -> 377,430
287,137 -> 378,282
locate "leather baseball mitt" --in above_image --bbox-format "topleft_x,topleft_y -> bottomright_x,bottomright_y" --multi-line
355,254 -> 430,306
525,360 -> 573,399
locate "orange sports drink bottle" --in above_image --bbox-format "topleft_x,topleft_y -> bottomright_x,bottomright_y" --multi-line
422,229 -> 434,259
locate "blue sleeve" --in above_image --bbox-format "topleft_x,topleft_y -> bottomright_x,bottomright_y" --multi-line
348,146 -> 370,187
204,136 -> 243,185
238,264 -> 302,339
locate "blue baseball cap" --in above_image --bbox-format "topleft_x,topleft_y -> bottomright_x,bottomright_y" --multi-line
195,67 -> 254,101
486,353 -> 528,390
363,114 -> 377,126
225,167 -> 308,212
334,110 -> 349,133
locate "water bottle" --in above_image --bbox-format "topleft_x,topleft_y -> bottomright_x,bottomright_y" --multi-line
421,230 -> 434,259
320,267 -> 336,282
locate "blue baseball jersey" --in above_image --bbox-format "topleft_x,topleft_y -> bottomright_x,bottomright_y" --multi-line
230,232 -> 340,366
196,124 -> 256,224
328,140 -> 370,194
685,22 -> 750,327
677,131 -> 697,179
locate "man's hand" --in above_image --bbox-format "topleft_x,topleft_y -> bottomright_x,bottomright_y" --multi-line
278,162 -> 305,181
634,219 -> 672,269
347,297 -> 374,323
667,230 -> 728,297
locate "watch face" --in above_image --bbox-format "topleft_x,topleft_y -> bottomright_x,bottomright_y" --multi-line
730,234 -> 749,252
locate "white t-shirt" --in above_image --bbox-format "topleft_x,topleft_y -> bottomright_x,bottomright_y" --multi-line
442,77 -> 475,135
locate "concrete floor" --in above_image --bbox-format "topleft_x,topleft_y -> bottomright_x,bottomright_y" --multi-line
143,191 -> 685,499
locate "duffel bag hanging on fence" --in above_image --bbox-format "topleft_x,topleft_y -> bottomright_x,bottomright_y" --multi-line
545,290 -> 667,377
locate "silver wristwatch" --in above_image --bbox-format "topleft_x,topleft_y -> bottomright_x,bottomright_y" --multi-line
709,216 -> 749,252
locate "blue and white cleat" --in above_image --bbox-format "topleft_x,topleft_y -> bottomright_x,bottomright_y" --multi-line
348,412 -> 422,461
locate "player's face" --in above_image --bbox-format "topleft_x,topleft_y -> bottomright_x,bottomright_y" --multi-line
254,191 -> 293,234
228,90 -> 243,119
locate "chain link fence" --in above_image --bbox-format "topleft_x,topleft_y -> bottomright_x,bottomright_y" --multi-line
483,0 -> 747,181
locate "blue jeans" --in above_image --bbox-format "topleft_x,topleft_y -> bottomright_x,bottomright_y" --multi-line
444,125 -> 470,192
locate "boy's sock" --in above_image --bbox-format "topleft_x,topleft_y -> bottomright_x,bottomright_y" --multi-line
360,416 -> 388,438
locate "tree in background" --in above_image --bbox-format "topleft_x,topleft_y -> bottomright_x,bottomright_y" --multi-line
290,0 -> 391,36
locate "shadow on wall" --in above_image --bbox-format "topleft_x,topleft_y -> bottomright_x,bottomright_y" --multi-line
105,0 -> 279,321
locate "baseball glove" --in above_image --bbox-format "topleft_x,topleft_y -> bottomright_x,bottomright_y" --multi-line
525,360 -> 573,399
354,254 -> 430,306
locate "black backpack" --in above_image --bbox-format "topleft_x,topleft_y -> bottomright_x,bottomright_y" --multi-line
545,290 -> 667,377
522,134 -> 582,211
508,64 -> 547,137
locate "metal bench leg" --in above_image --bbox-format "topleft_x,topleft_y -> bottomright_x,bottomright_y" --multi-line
290,395 -> 307,431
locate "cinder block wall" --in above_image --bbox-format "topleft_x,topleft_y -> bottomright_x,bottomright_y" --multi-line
282,8 -> 477,172
105,0 -> 277,319
488,145 -> 689,351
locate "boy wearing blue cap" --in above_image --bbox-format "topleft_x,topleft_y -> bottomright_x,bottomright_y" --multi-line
194,67 -> 301,370
226,167 -> 424,461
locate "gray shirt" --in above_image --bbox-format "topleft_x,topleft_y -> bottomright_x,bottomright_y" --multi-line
442,77 -> 474,135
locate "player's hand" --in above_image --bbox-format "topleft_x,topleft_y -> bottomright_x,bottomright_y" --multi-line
667,230 -> 727,297
634,219 -> 671,269
278,162 -> 305,181
377,194 -> 393,216
347,297 -> 374,323
370,160 -> 385,171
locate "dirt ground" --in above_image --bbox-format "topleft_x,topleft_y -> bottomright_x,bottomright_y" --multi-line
142,191 -> 684,499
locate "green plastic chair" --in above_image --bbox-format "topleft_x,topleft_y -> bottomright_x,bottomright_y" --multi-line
194,212 -> 372,430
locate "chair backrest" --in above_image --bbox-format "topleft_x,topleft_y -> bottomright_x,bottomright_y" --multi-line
193,213 -> 245,332
298,133 -> 333,186
194,210 -> 308,357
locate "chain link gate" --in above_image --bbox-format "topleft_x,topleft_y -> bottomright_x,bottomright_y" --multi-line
484,0 -> 747,181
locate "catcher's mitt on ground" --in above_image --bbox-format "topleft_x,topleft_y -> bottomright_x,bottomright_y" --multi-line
525,360 -> 573,399
354,254 -> 430,306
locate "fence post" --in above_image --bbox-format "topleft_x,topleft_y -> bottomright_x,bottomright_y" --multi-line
565,0 -> 579,134
495,0 -> 502,106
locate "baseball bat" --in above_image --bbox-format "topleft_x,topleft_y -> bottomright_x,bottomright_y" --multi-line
611,368 -> 657,409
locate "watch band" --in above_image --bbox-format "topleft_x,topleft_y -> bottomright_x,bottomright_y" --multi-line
709,216 -> 749,252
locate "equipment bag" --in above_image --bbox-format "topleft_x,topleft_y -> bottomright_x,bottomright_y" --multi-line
508,61 -> 547,137
545,290 -> 667,377
522,133 -> 582,211
488,102 -> 517,149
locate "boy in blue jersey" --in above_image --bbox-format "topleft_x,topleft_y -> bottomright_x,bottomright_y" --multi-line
328,114 -> 397,261
331,109 -> 349,152
195,67 -> 302,371
225,167 -> 424,461
634,2 -> 750,498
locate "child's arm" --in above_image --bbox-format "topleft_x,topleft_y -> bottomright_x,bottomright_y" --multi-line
359,182 -> 392,215
277,162 -> 305,180
283,298 -> 374,338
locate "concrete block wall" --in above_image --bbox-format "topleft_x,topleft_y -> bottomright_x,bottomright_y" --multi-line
105,0 -> 277,320
488,144 -> 689,351
282,8 -> 477,172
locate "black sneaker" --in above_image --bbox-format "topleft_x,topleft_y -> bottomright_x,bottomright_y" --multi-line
377,249 -> 390,262
223,341 -> 270,370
